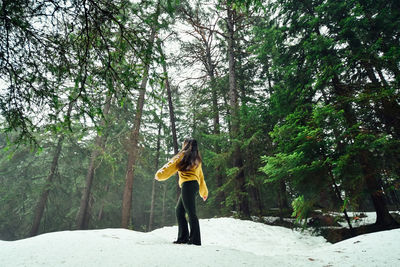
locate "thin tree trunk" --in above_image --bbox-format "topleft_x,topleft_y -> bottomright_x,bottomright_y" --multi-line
30,102 -> 73,237
121,5 -> 159,228
163,59 -> 180,198
97,184 -> 109,221
328,166 -> 355,235
158,41 -> 180,200
226,4 -> 249,217
191,102 -> 197,137
211,76 -> 225,211
148,106 -> 163,231
162,184 -> 167,226
164,67 -> 179,155
248,177 -> 263,216
76,94 -> 112,229
98,204 -> 104,222
30,137 -> 64,237
278,179 -> 289,210
148,164 -> 158,231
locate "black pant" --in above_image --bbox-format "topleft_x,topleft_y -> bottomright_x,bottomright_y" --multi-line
175,180 -> 201,245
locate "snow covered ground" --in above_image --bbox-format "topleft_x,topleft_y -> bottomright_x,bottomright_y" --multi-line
1,217 -> 399,267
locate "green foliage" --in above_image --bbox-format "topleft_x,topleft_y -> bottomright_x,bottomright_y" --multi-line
291,195 -> 314,225
259,152 -> 302,183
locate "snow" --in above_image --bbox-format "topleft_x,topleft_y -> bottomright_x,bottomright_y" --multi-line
1,217 -> 399,267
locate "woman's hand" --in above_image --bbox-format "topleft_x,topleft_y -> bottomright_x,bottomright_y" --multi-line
202,195 -> 207,201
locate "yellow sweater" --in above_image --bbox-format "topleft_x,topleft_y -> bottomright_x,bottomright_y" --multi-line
155,153 -> 208,198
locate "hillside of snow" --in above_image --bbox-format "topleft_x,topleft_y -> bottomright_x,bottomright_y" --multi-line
1,217 -> 399,267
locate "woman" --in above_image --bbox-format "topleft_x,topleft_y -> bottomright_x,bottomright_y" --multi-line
154,138 -> 208,246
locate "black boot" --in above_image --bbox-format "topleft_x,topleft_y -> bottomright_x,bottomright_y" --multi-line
173,239 -> 188,244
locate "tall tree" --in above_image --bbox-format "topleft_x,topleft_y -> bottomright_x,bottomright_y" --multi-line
157,39 -> 180,200
121,1 -> 160,228
225,1 -> 249,217
148,106 -> 163,231
179,1 -> 226,211
30,102 -> 73,236
76,93 -> 113,229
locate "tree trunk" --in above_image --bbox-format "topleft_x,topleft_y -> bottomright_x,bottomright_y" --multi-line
328,166 -> 355,235
148,106 -> 163,231
76,94 -> 112,229
162,184 -> 167,226
331,76 -> 398,226
206,44 -> 225,212
164,72 -> 179,155
160,47 -> 180,200
226,4 -> 249,217
121,73 -> 147,228
82,194 -> 94,229
278,179 -> 289,210
121,6 -> 159,228
30,136 -> 64,237
248,177 -> 263,216
97,184 -> 109,221
360,151 -> 398,226
29,102 -> 73,237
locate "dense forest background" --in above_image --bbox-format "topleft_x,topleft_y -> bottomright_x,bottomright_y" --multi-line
1,0 -> 399,241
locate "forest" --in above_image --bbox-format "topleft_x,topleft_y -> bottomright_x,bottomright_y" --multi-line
0,0 -> 399,241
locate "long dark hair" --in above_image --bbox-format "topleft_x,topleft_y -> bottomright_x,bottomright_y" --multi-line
177,138 -> 202,171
